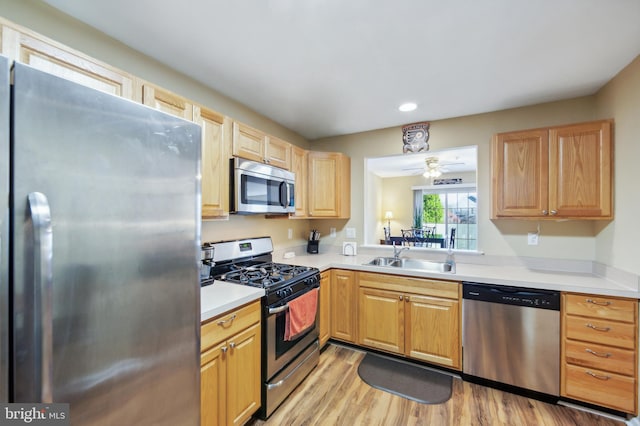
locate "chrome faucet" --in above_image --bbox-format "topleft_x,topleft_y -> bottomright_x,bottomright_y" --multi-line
392,242 -> 409,259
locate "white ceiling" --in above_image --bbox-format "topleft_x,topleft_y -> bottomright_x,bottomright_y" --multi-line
44,0 -> 640,140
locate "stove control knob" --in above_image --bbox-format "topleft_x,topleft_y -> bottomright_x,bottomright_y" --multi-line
276,290 -> 285,298
288,287 -> 294,296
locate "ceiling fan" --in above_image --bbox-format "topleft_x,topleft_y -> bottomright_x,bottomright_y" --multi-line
402,156 -> 465,177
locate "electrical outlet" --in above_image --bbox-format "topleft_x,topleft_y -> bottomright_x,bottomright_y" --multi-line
288,228 -> 293,239
528,232 -> 539,245
346,227 -> 356,239
330,227 -> 336,238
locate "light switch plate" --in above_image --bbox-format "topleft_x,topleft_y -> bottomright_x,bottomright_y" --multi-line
330,227 -> 336,238
346,227 -> 356,239
528,232 -> 539,245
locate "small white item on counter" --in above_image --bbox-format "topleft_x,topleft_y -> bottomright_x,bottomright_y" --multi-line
342,242 -> 357,256
283,251 -> 296,259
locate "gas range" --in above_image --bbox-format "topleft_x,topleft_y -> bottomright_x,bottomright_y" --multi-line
201,237 -> 320,305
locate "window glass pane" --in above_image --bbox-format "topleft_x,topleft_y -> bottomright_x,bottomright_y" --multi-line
417,188 -> 477,250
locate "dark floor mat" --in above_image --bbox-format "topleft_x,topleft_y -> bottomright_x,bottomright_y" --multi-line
357,352 -> 453,404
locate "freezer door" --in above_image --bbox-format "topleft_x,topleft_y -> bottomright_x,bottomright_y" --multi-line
11,63 -> 201,425
0,55 -> 9,403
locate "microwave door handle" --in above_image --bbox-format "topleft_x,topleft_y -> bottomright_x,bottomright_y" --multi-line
286,183 -> 292,207
279,181 -> 287,208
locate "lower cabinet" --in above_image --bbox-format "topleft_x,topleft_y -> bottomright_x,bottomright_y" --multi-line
358,272 -> 461,370
201,301 -> 261,426
561,293 -> 638,414
330,269 -> 357,343
319,270 -> 331,348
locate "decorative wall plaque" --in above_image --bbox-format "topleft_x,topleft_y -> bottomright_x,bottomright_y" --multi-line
402,121 -> 430,153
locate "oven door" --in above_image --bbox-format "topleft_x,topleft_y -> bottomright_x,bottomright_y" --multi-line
232,158 -> 295,214
265,289 -> 319,380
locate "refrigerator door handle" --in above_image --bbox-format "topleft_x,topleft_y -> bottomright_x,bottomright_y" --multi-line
28,192 -> 53,402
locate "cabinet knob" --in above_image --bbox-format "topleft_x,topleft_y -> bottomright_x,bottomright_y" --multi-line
399,295 -> 403,301
550,210 -> 557,215
221,346 -> 228,353
405,296 -> 410,302
542,210 -> 549,215
229,342 -> 236,349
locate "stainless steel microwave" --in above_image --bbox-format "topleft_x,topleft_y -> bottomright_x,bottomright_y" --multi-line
230,157 -> 295,214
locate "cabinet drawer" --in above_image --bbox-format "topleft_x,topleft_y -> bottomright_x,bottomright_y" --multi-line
201,301 -> 261,352
564,340 -> 635,376
564,294 -> 636,323
563,364 -> 636,414
565,315 -> 636,349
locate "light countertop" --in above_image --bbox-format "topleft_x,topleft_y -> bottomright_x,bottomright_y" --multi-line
272,250 -> 640,299
200,248 -> 640,322
201,281 -> 264,322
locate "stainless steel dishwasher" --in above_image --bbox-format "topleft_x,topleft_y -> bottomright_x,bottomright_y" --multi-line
462,282 -> 560,396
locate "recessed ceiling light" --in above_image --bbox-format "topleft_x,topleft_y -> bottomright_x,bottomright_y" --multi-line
398,102 -> 417,112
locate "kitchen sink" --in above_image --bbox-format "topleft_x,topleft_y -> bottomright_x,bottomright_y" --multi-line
365,257 -> 453,273
366,257 -> 399,267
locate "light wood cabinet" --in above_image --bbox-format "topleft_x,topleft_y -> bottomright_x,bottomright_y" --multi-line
561,293 -> 637,414
266,135 -> 292,170
142,83 -> 193,120
308,152 -> 351,218
232,122 -> 292,169
492,119 -> 612,219
0,20 -> 139,101
201,301 -> 261,426
330,269 -> 357,343
195,105 -> 232,218
319,271 -> 331,348
291,146 -> 308,218
358,272 -> 461,370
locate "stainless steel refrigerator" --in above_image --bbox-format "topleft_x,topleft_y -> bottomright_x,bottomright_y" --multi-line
0,56 -> 202,424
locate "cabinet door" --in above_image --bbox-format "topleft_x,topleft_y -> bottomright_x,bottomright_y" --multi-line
291,146 -> 308,217
492,129 -> 548,218
330,269 -> 357,343
308,152 -> 350,218
406,294 -> 460,369
266,136 -> 291,170
195,106 -> 231,218
319,271 -> 331,348
142,83 -> 193,120
358,287 -> 404,354
549,120 -> 612,218
1,24 -> 138,101
201,342 -> 227,426
226,323 -> 261,426
232,122 -> 266,163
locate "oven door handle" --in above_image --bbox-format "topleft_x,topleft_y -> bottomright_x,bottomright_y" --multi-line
268,304 -> 289,315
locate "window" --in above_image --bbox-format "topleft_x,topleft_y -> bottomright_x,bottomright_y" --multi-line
413,186 -> 477,250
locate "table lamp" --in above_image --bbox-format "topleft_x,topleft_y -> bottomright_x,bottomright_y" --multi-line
384,211 -> 393,239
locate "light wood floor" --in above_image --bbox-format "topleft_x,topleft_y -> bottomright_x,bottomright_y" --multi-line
247,343 -> 625,426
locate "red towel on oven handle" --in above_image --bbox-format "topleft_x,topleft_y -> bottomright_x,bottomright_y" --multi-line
284,288 -> 319,341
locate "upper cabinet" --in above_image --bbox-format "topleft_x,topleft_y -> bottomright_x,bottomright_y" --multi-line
492,119 -> 612,220
265,135 -> 292,170
308,152 -> 351,219
0,20 -> 139,101
232,122 -> 292,170
142,83 -> 193,120
291,146 -> 308,218
194,105 -> 232,219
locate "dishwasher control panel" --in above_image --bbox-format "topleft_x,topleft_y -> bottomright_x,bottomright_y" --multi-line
463,282 -> 560,310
